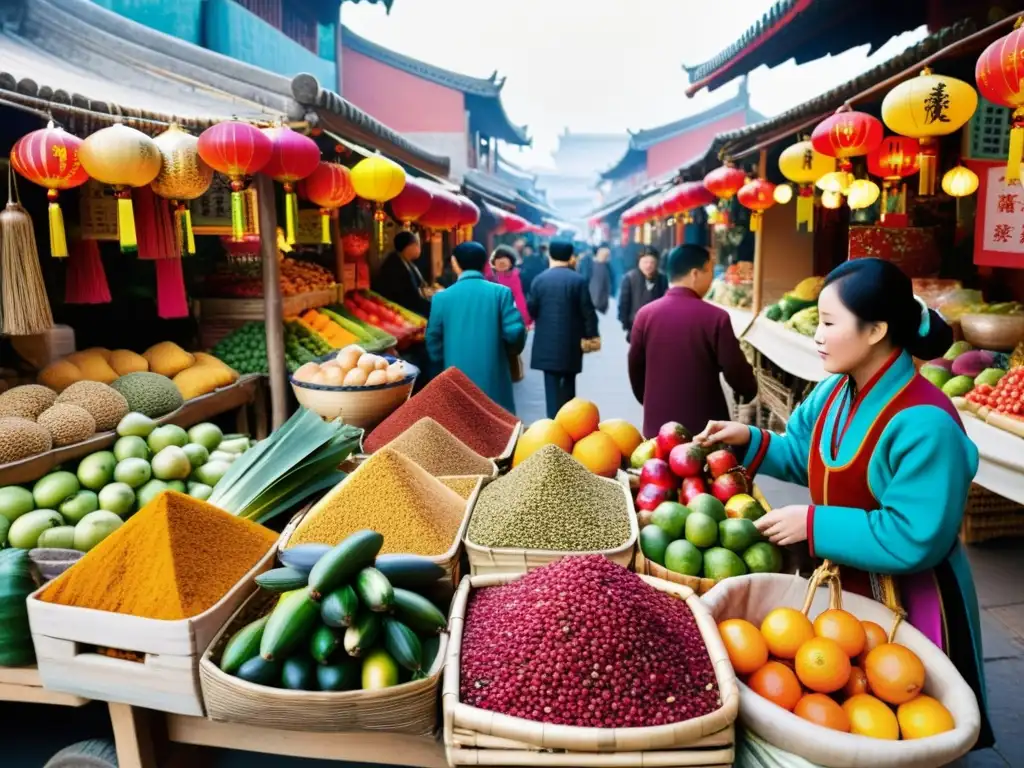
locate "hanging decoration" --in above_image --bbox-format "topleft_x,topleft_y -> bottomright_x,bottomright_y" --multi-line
78,124 -> 162,253
150,124 -> 213,255
1,166 -> 53,334
134,186 -> 179,260
455,196 -> 480,243
778,138 -> 834,231
846,179 -> 881,210
390,177 -> 434,228
941,165 -> 979,197
773,184 -> 793,204
881,68 -> 978,195
154,257 -> 189,319
867,135 -> 920,220
65,239 -> 111,305
261,125 -> 321,245
196,120 -> 272,241
9,122 -> 89,258
350,155 -> 406,252
976,19 -> 1024,184
419,188 -> 461,233
703,164 -> 747,202
297,161 -> 356,244
736,178 -> 776,231
821,190 -> 843,210
811,111 -> 883,205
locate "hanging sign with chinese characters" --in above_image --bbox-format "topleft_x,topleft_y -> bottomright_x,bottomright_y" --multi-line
970,160 -> 1024,268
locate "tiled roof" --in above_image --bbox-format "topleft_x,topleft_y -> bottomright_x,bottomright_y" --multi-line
343,0 -> 395,10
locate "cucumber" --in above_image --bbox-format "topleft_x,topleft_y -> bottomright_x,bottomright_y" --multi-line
373,555 -> 446,589
383,618 -> 422,672
308,530 -> 384,599
361,648 -> 400,690
281,656 -> 317,690
236,655 -> 279,686
260,588 -> 320,661
420,634 -> 441,674
355,567 -> 394,612
321,585 -> 359,628
317,660 -> 360,691
255,567 -> 309,593
343,611 -> 382,657
220,616 -> 268,675
278,543 -> 331,574
392,588 -> 447,635
310,625 -> 342,664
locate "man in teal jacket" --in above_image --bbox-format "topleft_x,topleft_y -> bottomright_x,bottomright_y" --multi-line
426,242 -> 526,414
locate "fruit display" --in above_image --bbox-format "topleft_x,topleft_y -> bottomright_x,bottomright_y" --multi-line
343,291 -> 425,347
291,346 -> 415,388
296,310 -> 361,348
212,320 -> 331,375
708,262 -> 754,309
322,306 -> 399,352
217,530 -> 448,693
203,257 -> 337,298
785,306 -> 818,338
765,277 -> 823,323
0,415 -> 251,552
513,397 -> 643,477
0,549 -> 36,666
921,341 -> 1009,400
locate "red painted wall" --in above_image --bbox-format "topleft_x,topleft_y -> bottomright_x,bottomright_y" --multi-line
341,47 -> 466,133
645,111 -> 748,180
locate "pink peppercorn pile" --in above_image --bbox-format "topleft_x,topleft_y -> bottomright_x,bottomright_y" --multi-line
460,556 -> 721,729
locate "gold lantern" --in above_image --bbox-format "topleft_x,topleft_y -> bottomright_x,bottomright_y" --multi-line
79,124 -> 163,252
821,190 -> 843,210
778,139 -> 834,231
150,125 -> 213,255
941,166 -> 979,197
350,154 -> 406,252
773,184 -> 793,204
881,68 -> 979,195
847,179 -> 881,210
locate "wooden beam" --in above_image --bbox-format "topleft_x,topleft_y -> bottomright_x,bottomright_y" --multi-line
255,174 -> 288,429
752,149 -> 768,315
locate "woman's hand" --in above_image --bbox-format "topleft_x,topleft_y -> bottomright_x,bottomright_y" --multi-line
694,420 -> 751,447
754,505 -> 810,547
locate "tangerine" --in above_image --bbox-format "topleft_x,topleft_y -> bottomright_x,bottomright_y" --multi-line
748,661 -> 803,712
864,643 -> 926,705
857,621 -> 888,667
554,398 -> 600,441
718,619 -> 769,676
513,419 -> 573,467
793,693 -> 851,732
795,637 -> 851,693
842,694 -> 900,740
897,695 -> 955,739
843,666 -> 870,699
814,609 -> 866,658
571,432 -> 623,477
598,419 -> 644,459
760,608 -> 815,660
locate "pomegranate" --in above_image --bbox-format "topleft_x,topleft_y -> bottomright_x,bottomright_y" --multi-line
636,483 -> 674,511
669,442 -> 705,479
680,476 -> 707,505
639,458 -> 678,490
655,422 -> 691,459
711,470 -> 749,503
705,449 -> 739,479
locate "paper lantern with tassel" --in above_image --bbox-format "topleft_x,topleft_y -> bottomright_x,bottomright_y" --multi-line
78,124 -> 162,253
941,166 -> 979,197
9,122 -> 89,258
703,164 -> 747,202
881,68 -> 978,195
736,178 -> 776,231
867,135 -> 919,220
390,177 -> 434,228
65,239 -> 111,305
1,168 -> 53,335
976,19 -> 1024,184
150,124 -> 213,255
455,196 -> 480,242
419,188 -> 461,232
261,126 -> 321,245
811,111 -> 883,196
197,121 -> 272,241
773,184 -> 793,204
778,138 -> 834,231
847,179 -> 881,210
297,162 -> 356,244
350,155 -> 406,252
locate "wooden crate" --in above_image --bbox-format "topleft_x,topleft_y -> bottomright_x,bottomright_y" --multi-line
198,289 -> 337,323
961,483 -> 1024,544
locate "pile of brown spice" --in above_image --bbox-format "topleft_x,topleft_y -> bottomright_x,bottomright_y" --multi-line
287,447 -> 467,556
388,417 -> 494,477
40,491 -> 278,620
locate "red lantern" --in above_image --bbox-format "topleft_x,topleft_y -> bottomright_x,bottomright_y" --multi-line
197,121 -> 272,240
455,196 -> 480,242
261,126 -> 321,245
703,165 -> 747,201
297,162 -> 356,244
976,20 -> 1024,183
737,178 -> 777,231
811,111 -> 883,173
419,188 -> 460,231
10,122 -> 89,258
341,232 -> 371,259
868,136 -> 920,222
390,177 -> 434,227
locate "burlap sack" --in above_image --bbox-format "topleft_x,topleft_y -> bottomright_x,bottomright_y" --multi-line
701,572 -> 981,768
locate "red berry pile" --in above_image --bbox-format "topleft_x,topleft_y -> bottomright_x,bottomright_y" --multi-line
460,555 -> 720,728
965,368 -> 1024,418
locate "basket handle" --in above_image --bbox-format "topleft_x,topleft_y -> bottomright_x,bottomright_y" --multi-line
801,560 -> 906,642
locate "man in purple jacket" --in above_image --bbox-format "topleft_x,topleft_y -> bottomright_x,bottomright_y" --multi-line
628,244 -> 757,438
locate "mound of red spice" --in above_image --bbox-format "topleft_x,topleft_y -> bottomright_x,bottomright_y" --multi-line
440,368 -> 518,427
364,368 -> 516,457
460,556 -> 720,729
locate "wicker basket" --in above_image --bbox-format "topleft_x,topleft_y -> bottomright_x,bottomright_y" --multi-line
961,483 -> 1024,544
464,476 -> 639,576
290,355 -> 418,430
442,572 -> 738,766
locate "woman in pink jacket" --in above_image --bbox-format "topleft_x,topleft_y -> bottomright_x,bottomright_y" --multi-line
490,245 -> 532,329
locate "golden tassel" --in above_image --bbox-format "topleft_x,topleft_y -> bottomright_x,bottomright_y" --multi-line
47,190 -> 68,258
918,139 -> 937,196
1007,108 -> 1024,185
184,208 -> 196,254
173,205 -> 184,256
229,188 -> 245,242
320,209 -> 331,245
749,211 -> 761,232
880,182 -> 889,223
796,187 -> 814,232
115,189 -> 138,253
374,205 -> 386,253
284,186 -> 298,245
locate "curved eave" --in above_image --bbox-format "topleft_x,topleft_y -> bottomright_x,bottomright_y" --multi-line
599,147 -> 646,182
467,93 -> 530,146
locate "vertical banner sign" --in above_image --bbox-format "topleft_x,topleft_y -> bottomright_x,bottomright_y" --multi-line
971,160 -> 1024,267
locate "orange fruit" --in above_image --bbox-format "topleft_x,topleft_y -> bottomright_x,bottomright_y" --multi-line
857,621 -> 888,667
795,637 -> 851,693
718,619 -> 769,676
513,419 -> 573,467
554,398 -> 600,441
598,419 -> 644,459
897,695 -> 955,739
760,608 -> 815,660
864,643 -> 926,705
814,609 -> 866,658
843,694 -> 900,740
748,661 -> 803,712
794,693 -> 851,732
843,666 -> 870,699
571,432 -> 623,477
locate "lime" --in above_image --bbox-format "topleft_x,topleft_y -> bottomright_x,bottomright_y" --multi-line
664,539 -> 703,577
743,542 -> 784,574
684,511 -> 718,549
720,518 -> 760,553
639,525 -> 672,566
703,547 -> 748,581
650,501 -> 689,539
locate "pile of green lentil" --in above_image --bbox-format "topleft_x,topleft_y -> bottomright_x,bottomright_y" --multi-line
467,444 -> 630,551
388,417 -> 495,477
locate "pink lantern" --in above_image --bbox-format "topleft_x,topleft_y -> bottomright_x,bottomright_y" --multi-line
390,177 -> 434,227
260,126 -> 321,244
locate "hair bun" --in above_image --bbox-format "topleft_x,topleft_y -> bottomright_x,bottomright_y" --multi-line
913,296 -> 931,338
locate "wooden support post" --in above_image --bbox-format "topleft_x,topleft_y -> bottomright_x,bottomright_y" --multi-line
255,174 -> 288,430
109,704 -> 159,768
752,149 -> 768,315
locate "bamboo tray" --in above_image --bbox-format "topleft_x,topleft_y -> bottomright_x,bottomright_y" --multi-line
199,590 -> 448,734
442,573 -> 738,766
464,476 -> 638,576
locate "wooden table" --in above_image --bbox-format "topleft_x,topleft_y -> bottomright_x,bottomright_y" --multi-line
0,665 -> 89,707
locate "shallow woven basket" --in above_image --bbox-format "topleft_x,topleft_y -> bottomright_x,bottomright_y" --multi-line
443,572 -> 739,766
200,589 -> 447,734
290,355 -> 418,430
464,476 -> 639,576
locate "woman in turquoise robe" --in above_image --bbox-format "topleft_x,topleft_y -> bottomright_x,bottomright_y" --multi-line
698,258 -> 993,749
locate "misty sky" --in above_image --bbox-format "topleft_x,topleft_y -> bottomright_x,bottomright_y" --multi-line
341,0 -> 926,172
